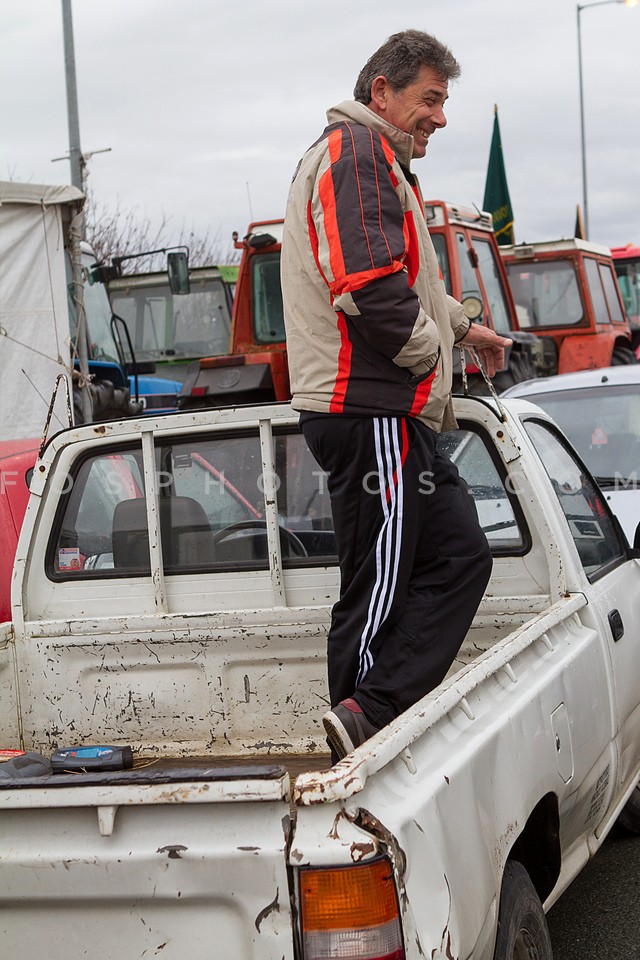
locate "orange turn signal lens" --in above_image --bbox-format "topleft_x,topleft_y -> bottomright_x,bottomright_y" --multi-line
299,857 -> 404,959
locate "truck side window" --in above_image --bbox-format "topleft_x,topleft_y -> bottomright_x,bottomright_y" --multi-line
437,428 -> 526,554
584,258 -> 612,324
456,232 -> 482,302
252,252 -> 285,343
49,448 -> 146,577
523,420 -> 625,579
431,234 -> 452,296
473,237 -> 512,335
599,264 -> 625,323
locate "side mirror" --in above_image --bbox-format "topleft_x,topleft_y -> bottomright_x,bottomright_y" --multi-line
462,295 -> 483,321
167,251 -> 190,295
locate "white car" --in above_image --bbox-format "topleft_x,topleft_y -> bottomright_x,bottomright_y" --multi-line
502,365 -> 640,544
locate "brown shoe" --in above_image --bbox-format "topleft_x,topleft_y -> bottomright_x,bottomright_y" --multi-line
322,698 -> 380,760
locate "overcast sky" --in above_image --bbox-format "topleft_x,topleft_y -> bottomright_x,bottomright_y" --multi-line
3,0 -> 639,261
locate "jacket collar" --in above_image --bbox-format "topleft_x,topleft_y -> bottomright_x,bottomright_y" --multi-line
326,100 -> 415,170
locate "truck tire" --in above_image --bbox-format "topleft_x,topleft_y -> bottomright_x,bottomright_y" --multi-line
616,781 -> 640,835
493,861 -> 553,960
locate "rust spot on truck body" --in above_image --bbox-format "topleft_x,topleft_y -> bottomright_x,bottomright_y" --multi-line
255,889 -> 279,931
156,844 -> 187,859
350,841 -> 376,862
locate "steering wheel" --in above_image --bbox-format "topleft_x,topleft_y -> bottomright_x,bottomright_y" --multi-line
211,520 -> 308,557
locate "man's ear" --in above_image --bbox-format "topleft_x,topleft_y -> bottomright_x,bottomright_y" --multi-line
369,76 -> 389,114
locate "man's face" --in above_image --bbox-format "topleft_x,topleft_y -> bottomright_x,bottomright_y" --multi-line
369,65 -> 449,159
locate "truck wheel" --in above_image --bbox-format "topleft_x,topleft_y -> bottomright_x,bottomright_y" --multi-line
617,781 -> 640,835
612,346 -> 637,365
493,861 -> 553,960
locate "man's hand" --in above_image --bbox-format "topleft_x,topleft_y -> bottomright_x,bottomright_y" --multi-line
458,323 -> 513,378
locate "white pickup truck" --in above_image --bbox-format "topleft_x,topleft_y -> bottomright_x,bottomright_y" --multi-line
1,395 -> 640,960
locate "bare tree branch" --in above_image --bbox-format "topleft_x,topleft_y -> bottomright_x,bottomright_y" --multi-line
84,189 -> 238,271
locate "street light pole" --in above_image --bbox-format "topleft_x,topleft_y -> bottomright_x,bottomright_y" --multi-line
577,0 -> 637,241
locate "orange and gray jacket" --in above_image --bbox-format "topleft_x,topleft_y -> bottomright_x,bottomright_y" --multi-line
281,100 -> 470,431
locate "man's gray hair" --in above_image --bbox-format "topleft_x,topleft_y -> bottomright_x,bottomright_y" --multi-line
354,29 -> 461,103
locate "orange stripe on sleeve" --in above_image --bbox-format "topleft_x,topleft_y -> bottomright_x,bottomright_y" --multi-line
329,260 -> 405,298
329,311 -> 352,413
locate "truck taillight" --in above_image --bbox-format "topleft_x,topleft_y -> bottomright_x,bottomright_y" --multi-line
299,857 -> 405,960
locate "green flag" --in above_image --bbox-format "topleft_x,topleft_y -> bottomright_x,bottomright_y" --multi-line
483,106 -> 514,246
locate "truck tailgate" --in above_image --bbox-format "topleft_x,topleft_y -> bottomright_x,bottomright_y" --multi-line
0,765 -> 295,959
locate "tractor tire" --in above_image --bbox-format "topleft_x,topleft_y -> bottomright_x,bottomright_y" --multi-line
612,346 -> 637,365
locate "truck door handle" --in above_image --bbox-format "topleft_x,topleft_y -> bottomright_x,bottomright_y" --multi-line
608,609 -> 624,642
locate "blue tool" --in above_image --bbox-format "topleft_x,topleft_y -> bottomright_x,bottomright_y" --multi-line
51,745 -> 133,772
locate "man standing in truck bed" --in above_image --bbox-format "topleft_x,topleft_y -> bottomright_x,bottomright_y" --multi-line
281,29 -> 510,761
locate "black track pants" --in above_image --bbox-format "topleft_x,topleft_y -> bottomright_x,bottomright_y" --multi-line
301,414 -> 493,729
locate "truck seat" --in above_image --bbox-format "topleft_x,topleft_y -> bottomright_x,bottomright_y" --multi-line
112,496 -> 215,571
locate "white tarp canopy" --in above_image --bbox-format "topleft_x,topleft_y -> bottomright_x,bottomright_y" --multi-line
0,181 -> 84,441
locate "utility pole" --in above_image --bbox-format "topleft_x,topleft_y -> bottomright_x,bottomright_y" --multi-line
61,0 -> 83,191
60,0 -> 93,424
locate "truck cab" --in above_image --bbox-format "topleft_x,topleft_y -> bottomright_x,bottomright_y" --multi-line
501,238 -> 636,374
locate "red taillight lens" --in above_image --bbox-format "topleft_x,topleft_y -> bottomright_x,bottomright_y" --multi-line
299,857 -> 405,960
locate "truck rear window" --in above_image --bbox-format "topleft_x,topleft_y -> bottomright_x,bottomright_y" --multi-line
47,423 -> 533,583
47,429 -> 337,579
